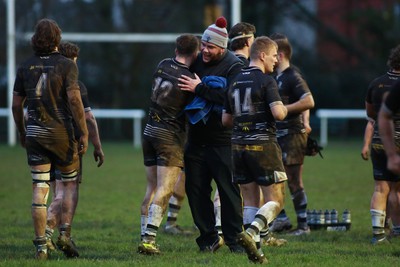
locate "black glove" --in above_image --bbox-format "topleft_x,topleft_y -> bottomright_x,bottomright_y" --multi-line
305,136 -> 323,158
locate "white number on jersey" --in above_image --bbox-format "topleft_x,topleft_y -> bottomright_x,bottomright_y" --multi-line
233,87 -> 253,116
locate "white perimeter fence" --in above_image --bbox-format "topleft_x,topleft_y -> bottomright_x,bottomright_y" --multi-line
2,108 -> 367,147
0,108 -> 146,148
316,109 -> 366,146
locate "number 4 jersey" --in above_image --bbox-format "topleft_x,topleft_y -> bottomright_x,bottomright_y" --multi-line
13,51 -> 80,140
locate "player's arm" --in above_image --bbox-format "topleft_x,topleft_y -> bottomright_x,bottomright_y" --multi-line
222,111 -> 233,128
85,111 -> 104,167
271,101 -> 288,121
362,98 -> 376,160
179,74 -> 226,104
302,109 -> 312,134
68,89 -> 88,155
12,95 -> 26,147
378,105 -> 400,174
365,101 -> 376,120
285,93 -> 314,114
361,120 -> 374,161
66,62 -> 88,154
178,73 -> 201,93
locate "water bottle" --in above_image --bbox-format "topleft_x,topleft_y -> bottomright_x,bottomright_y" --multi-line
324,209 -> 331,225
310,209 -> 317,224
331,209 -> 338,224
342,209 -> 351,224
319,209 -> 325,225
307,209 -> 312,224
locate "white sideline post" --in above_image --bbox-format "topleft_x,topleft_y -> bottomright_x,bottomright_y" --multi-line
91,109 -> 145,148
316,109 -> 366,146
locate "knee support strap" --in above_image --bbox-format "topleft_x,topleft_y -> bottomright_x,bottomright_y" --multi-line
31,169 -> 50,186
31,169 -> 50,208
61,170 -> 79,182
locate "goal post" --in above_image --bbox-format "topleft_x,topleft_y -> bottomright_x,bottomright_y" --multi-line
5,0 -> 242,145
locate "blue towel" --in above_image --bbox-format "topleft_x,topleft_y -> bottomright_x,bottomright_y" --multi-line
185,76 -> 227,124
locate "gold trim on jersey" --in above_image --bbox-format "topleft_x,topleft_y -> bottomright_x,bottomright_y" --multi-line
232,144 -> 263,151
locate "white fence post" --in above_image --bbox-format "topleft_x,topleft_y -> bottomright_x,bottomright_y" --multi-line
316,109 -> 366,146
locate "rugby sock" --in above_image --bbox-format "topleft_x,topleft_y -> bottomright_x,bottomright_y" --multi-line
144,204 -> 164,241
214,205 -> 222,236
165,194 -> 182,228
260,228 -> 269,239
292,189 -> 308,229
140,215 -> 147,240
384,217 -> 391,229
248,201 -> 280,237
33,236 -> 48,254
45,225 -> 54,239
243,206 -> 259,229
213,190 -> 222,236
276,208 -> 288,220
370,209 -> 386,236
254,233 -> 261,250
59,223 -> 71,237
392,225 -> 400,235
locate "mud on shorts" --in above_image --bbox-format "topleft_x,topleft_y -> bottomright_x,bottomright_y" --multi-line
231,142 -> 287,186
142,136 -> 184,168
278,133 -> 307,166
371,143 -> 400,182
25,136 -> 80,172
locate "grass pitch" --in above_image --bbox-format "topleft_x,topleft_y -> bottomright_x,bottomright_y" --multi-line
0,140 -> 399,266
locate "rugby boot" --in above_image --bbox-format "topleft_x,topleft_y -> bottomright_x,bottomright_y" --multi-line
236,231 -> 268,264
269,217 -> 292,233
371,234 -> 390,245
288,227 -> 311,236
45,227 -> 57,252
56,224 -> 79,258
33,237 -> 48,260
138,240 -> 161,255
164,224 -> 193,236
46,237 -> 57,252
262,235 -> 288,247
199,235 -> 224,252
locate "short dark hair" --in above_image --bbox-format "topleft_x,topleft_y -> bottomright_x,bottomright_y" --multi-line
31,18 -> 62,54
250,36 -> 277,60
228,22 -> 256,51
270,33 -> 292,60
59,41 -> 80,60
387,44 -> 400,70
176,34 -> 200,56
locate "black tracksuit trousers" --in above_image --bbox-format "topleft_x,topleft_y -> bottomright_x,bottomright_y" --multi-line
184,143 -> 243,249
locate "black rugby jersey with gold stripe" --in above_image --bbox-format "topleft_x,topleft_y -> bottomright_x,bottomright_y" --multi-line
382,78 -> 400,144
275,66 -> 311,136
225,66 -> 282,145
366,70 -> 400,144
143,58 -> 194,144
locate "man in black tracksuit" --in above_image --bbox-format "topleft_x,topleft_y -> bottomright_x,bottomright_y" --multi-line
178,16 -> 245,252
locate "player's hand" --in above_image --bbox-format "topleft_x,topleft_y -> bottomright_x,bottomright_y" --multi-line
361,146 -> 369,161
178,73 -> 201,93
19,132 -> 26,148
93,147 -> 104,167
304,123 -> 312,135
78,135 -> 88,155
